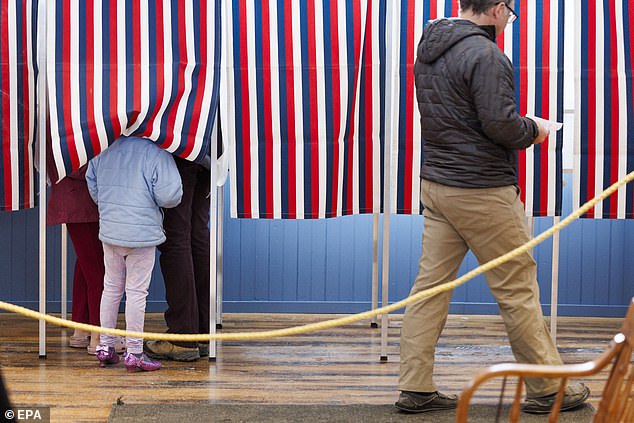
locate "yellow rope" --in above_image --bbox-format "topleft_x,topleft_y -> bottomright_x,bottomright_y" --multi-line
2,171 -> 633,342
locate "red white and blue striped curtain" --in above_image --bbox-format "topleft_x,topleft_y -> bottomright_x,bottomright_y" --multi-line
47,0 -> 221,182
0,0 -> 37,211
390,0 -> 564,216
574,0 -> 634,218
507,0 -> 564,217
224,0 -> 386,219
386,0 -> 457,215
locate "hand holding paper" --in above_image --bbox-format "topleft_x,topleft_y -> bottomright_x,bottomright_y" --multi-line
526,115 -> 563,132
526,115 -> 562,145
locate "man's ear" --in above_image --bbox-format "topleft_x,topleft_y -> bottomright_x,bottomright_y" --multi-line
492,2 -> 505,19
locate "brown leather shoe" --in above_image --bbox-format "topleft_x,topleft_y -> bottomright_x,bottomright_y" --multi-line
395,391 -> 458,413
144,340 -> 200,362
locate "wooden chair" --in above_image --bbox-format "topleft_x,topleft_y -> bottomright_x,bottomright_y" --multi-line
455,297 -> 634,423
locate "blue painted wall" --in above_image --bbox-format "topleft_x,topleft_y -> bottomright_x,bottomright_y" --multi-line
1,173 -> 633,317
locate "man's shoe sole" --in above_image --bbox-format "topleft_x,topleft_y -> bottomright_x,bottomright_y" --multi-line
394,402 -> 457,414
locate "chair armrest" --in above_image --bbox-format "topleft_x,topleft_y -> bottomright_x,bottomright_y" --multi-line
456,339 -> 621,423
467,339 -> 618,389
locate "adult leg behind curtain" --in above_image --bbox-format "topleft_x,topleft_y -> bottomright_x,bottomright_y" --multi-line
67,222 -> 105,351
191,165 -> 210,335
69,262 -> 89,326
67,222 -> 104,328
159,158 -> 209,348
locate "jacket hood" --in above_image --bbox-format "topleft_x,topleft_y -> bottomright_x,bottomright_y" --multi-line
419,18 -> 496,64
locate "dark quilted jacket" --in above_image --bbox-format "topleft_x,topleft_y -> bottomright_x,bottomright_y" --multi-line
414,18 -> 539,188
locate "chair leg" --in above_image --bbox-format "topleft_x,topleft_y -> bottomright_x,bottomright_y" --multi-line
510,377 -> 523,423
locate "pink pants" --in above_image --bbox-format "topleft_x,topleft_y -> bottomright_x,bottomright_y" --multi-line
99,243 -> 155,355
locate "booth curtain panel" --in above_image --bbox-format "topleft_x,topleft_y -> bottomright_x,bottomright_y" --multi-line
46,0 -> 221,182
574,0 -> 634,219
389,0 -> 564,216
387,0 -> 457,216
0,0 -> 37,211
507,0 -> 564,217
224,0 -> 387,219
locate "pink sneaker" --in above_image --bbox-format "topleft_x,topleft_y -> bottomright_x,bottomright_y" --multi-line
96,344 -> 120,367
124,353 -> 161,372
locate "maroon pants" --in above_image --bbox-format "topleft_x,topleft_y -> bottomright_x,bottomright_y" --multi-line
158,158 -> 210,348
67,222 -> 104,326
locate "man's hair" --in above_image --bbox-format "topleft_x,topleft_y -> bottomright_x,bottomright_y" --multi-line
459,0 -> 506,14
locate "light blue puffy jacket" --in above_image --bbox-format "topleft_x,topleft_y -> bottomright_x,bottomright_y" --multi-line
86,137 -> 183,247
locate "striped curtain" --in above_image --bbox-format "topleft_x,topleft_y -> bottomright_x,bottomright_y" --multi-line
224,0 -> 386,219
502,0 -> 564,217
46,0 -> 221,182
0,0 -> 37,211
390,0 -> 564,217
574,0 -> 634,218
386,0 -> 459,215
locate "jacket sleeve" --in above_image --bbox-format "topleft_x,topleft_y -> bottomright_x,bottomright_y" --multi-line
151,151 -> 183,209
85,159 -> 99,204
468,44 -> 538,151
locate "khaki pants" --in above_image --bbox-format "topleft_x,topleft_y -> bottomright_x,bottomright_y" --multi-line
398,179 -> 562,397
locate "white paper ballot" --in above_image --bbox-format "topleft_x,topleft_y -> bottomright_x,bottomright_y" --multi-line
526,115 -> 563,132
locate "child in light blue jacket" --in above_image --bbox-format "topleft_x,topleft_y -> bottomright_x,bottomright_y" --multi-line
86,136 -> 182,372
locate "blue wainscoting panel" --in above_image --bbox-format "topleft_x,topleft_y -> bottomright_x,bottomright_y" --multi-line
219,173 -> 633,317
222,211 -> 377,313
0,208 -> 65,309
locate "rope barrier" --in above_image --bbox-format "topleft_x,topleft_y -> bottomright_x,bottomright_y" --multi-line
2,170 -> 633,342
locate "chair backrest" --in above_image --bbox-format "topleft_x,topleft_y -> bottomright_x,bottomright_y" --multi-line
593,298 -> 634,423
